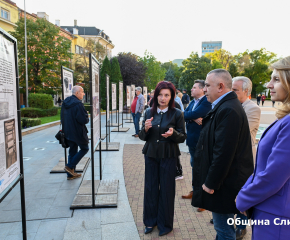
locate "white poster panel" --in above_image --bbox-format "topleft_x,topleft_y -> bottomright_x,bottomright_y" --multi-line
131,85 -> 135,105
119,82 -> 123,113
62,68 -> 73,100
112,83 -> 116,110
0,34 -> 20,195
91,57 -> 100,148
143,86 -> 148,105
106,75 -> 110,121
126,86 -> 131,107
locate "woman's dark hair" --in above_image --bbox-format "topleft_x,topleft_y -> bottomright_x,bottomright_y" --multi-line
151,81 -> 176,115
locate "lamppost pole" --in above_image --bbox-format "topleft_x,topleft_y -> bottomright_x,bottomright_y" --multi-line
24,0 -> 29,107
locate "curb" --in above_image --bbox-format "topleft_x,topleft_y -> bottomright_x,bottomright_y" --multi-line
22,120 -> 61,136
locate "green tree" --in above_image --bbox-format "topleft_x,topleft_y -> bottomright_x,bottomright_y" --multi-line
110,57 -> 123,109
239,48 -> 277,96
164,67 -> 176,85
179,52 -> 212,92
100,56 -> 111,110
10,17 -> 73,94
205,49 -> 233,70
228,62 -> 240,77
140,51 -> 166,91
161,62 -> 181,85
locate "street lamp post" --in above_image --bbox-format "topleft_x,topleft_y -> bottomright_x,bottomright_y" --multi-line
24,0 -> 29,107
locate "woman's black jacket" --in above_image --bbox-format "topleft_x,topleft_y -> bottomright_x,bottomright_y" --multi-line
139,107 -> 186,158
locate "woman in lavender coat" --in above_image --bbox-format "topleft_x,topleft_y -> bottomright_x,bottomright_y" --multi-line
236,56 -> 290,239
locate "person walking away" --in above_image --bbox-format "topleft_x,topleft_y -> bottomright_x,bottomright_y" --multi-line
236,56 -> 290,240
232,76 -> 261,239
131,87 -> 145,137
61,86 -> 89,180
181,89 -> 190,109
57,97 -> 62,107
261,94 -> 266,106
139,81 -> 186,237
272,100 -> 275,107
256,94 -> 261,105
181,80 -> 211,212
192,69 -> 254,240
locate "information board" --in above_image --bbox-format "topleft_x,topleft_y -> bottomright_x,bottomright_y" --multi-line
90,55 -> 100,149
0,34 -> 20,195
119,82 -> 123,113
61,67 -> 74,100
112,83 -> 116,110
126,86 -> 131,107
106,75 -> 110,121
143,86 -> 148,105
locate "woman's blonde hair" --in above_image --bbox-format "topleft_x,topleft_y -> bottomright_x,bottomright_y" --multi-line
271,56 -> 290,119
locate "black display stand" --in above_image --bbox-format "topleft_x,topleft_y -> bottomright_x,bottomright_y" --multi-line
0,28 -> 27,240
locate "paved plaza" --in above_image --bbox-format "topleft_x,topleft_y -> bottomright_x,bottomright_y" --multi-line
0,100 -> 276,239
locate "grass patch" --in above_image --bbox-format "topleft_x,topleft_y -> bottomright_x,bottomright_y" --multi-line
39,109 -> 61,124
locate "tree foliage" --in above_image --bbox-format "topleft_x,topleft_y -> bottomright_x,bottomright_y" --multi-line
10,17 -> 73,94
139,51 -> 166,91
116,52 -> 147,88
164,67 -> 177,85
110,57 -> 122,109
205,49 -> 233,70
179,52 -> 212,93
161,61 -> 181,86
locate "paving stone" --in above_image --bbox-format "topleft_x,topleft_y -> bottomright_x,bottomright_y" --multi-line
95,194 -> 117,207
111,127 -> 130,132
34,219 -> 67,240
77,180 -> 100,195
102,222 -> 139,240
95,142 -> 120,151
50,157 -> 90,173
71,195 -> 93,208
97,179 -> 119,195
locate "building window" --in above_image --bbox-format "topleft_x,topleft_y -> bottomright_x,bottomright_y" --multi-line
1,8 -> 10,20
75,45 -> 80,54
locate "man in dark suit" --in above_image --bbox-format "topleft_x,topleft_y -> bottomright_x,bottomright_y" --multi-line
181,80 -> 211,208
191,69 -> 253,240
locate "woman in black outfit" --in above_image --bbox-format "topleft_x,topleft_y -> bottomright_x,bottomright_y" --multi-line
139,81 -> 186,236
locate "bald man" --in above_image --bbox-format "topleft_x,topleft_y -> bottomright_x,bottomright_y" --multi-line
61,86 -> 89,180
191,69 -> 254,240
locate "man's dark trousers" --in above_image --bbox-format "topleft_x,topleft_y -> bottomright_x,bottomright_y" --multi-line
66,139 -> 89,177
132,112 -> 141,135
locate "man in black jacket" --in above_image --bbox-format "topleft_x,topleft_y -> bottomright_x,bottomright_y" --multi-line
61,86 -> 89,180
181,89 -> 190,109
191,69 -> 254,240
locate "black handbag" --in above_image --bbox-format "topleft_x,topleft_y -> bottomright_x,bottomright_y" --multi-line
55,124 -> 69,148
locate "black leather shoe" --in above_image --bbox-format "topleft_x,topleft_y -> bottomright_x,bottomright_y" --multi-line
210,219 -> 213,224
236,228 -> 247,239
159,230 -> 172,236
144,227 -> 153,234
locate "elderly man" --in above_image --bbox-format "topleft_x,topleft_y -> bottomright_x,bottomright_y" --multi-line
131,87 -> 145,137
61,86 -> 89,180
191,69 -> 254,240
182,80 -> 211,207
232,77 -> 261,239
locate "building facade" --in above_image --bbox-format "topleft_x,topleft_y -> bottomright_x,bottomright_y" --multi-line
201,41 -> 222,56
0,0 -> 18,32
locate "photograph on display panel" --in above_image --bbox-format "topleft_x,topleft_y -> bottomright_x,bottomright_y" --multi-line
0,32 -> 21,195
143,87 -> 148,105
62,68 -> 73,100
112,83 -> 116,110
106,75 -> 110,121
91,56 -> 100,149
119,82 -> 123,113
131,85 -> 135,105
126,86 -> 131,107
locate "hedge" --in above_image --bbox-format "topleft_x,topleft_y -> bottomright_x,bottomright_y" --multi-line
83,104 -> 90,113
21,107 -> 58,118
21,118 -> 41,128
28,93 -> 53,109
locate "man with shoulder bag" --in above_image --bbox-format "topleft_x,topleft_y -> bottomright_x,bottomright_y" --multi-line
61,86 -> 89,180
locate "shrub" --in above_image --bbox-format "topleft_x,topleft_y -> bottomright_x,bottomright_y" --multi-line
21,107 -> 58,118
21,118 -> 41,128
83,104 -> 90,113
28,93 -> 53,109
